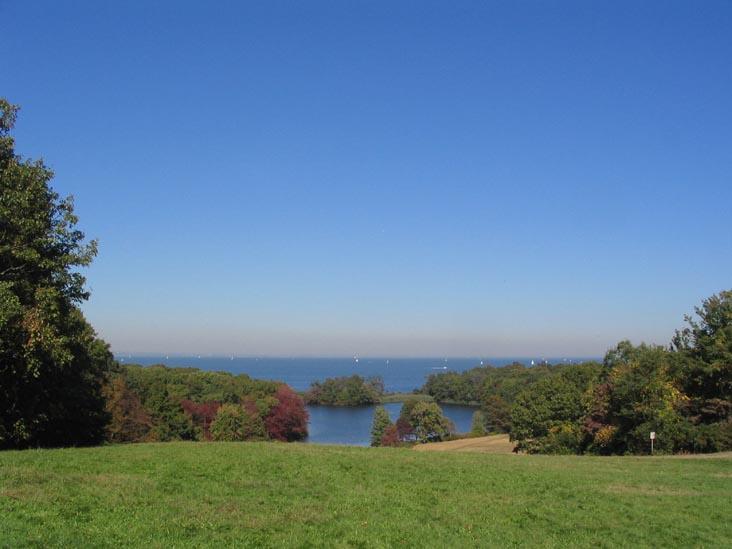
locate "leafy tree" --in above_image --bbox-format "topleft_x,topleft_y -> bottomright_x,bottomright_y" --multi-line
380,424 -> 400,447
265,385 -> 309,441
145,381 -> 197,441
482,395 -> 512,433
103,376 -> 153,443
181,399 -> 221,440
409,402 -> 453,443
394,398 -> 421,442
370,405 -> 393,446
210,403 -> 267,442
672,290 -> 732,408
239,408 -> 267,441
394,416 -> 413,441
511,362 -> 601,454
0,98 -> 113,449
398,398 -> 420,424
584,343 -> 684,455
470,410 -> 486,436
210,404 -> 244,441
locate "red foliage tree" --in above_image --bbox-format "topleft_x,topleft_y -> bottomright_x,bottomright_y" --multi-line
380,424 -> 400,447
181,400 -> 221,440
264,385 -> 309,441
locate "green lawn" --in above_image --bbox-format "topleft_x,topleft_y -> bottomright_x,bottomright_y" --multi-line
1,442 -> 730,548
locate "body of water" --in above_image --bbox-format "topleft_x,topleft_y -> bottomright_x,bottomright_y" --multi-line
305,402 -> 479,446
117,355 -> 596,393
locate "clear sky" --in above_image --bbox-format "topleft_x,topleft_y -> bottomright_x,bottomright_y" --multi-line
4,1 -> 731,358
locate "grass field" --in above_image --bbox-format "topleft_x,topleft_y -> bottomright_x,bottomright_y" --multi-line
1,442 -> 730,548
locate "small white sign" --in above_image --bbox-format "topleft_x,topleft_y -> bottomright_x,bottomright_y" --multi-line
650,432 -> 656,440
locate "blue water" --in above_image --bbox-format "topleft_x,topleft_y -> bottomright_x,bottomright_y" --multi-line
116,355 -> 596,393
305,402 -> 480,446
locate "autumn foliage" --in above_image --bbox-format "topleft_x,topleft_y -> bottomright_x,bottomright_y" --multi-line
265,385 -> 309,441
103,365 -> 308,444
103,377 -> 153,443
181,400 -> 221,440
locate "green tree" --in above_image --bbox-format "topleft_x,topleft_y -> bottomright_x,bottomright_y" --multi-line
370,405 -> 393,447
482,395 -> 512,433
470,410 -> 486,436
672,290 -> 732,406
585,343 -> 684,455
511,362 -> 601,454
210,404 -> 245,441
210,403 -> 267,442
409,401 -> 453,443
145,382 -> 197,442
0,99 -> 113,449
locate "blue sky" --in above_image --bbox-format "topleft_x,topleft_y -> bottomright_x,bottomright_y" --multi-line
4,2 -> 731,357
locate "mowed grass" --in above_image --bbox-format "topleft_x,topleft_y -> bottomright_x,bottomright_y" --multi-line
1,442 -> 730,548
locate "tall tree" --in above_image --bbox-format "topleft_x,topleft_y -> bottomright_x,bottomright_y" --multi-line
672,290 -> 732,405
103,376 -> 153,443
0,99 -> 113,448
470,410 -> 486,436
370,405 -> 393,447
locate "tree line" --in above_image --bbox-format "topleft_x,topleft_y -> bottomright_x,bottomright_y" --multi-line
420,290 -> 732,454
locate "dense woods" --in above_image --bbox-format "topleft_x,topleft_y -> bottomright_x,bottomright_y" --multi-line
420,360 -> 593,434
107,365 -> 308,443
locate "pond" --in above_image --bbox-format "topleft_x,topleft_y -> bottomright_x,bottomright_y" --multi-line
304,402 -> 479,446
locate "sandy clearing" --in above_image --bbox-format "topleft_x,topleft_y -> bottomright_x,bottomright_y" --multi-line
414,434 -> 517,454
413,437 -> 732,458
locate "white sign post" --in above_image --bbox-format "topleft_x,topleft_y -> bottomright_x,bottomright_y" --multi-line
650,431 -> 656,454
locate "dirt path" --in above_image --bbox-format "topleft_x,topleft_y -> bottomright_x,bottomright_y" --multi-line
414,434 -> 517,454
